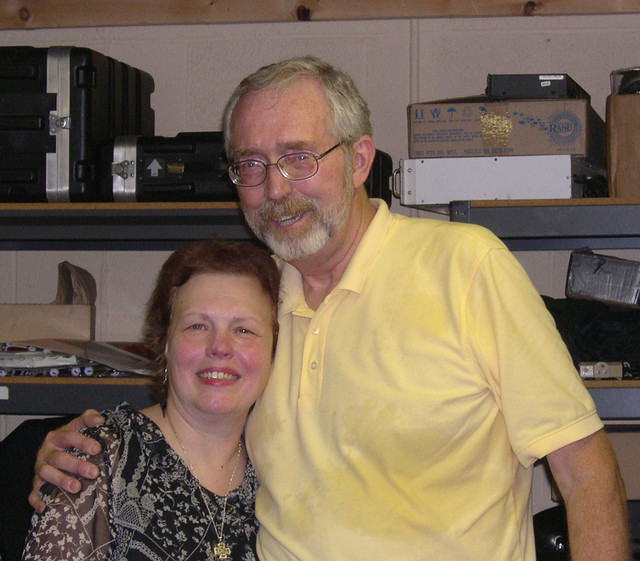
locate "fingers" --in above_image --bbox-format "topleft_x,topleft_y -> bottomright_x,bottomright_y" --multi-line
71,409 -> 106,431
38,455 -> 85,490
80,408 -> 106,428
29,452 -> 98,513
43,427 -> 102,457
28,411 -> 104,513
41,447 -> 100,480
28,475 -> 47,513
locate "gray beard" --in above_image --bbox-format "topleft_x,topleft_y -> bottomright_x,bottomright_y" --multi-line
242,181 -> 354,262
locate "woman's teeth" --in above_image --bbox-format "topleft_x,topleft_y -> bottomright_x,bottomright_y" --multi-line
199,371 -> 237,380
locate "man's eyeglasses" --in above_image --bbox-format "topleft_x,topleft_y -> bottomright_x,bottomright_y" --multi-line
228,142 -> 343,187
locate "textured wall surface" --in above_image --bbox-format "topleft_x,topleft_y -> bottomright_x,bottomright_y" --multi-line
1,15 -> 639,340
2,18 -> 640,506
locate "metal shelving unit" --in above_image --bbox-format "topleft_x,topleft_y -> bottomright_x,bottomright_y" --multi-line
2,199 -> 640,415
0,202 -> 255,250
0,377 -> 154,415
442,197 -> 640,419
445,198 -> 640,251
0,201 -> 255,414
584,381 -> 640,421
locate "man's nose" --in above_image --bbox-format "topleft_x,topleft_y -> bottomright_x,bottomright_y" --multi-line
263,164 -> 293,201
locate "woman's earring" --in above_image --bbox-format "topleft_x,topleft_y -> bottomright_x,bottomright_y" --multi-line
161,367 -> 169,412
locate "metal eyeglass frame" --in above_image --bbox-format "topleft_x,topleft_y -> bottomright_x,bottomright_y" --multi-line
228,142 -> 343,187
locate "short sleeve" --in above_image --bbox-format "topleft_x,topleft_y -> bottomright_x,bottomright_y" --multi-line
466,245 -> 602,467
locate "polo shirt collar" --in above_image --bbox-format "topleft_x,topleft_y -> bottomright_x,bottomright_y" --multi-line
277,199 -> 392,316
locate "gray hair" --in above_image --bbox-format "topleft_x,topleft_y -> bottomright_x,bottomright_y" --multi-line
222,56 -> 373,158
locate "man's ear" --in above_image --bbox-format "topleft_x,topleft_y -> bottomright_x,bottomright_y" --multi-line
350,135 -> 376,189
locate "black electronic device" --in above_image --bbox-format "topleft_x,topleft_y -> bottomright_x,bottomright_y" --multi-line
486,73 -> 590,102
365,149 -> 393,205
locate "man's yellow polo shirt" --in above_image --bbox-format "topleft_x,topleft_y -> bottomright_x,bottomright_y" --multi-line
246,200 -> 602,561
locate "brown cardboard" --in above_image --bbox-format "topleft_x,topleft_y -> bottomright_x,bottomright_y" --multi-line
606,94 -> 640,198
0,304 -> 95,342
408,98 -> 605,167
550,430 -> 640,501
607,431 -> 640,500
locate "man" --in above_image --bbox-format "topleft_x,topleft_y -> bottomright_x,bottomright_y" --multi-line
31,56 -> 630,561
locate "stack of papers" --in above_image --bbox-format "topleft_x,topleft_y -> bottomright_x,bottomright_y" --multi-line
0,340 -> 156,378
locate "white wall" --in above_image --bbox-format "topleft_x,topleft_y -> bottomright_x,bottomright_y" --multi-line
2,14 -> 640,508
1,14 -> 640,339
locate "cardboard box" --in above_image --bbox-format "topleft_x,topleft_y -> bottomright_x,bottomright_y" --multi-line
0,304 -> 95,342
551,429 -> 640,500
565,249 -> 640,307
395,154 -> 572,206
408,97 -> 605,167
607,431 -> 640,500
606,93 -> 640,198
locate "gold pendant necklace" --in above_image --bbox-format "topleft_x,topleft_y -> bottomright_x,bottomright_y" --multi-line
167,416 -> 243,561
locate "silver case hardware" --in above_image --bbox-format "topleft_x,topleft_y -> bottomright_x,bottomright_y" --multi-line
46,47 -> 72,203
111,136 -> 139,202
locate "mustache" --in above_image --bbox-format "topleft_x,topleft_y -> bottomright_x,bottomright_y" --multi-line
257,196 -> 317,221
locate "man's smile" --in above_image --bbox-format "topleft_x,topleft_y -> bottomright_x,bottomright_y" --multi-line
275,210 -> 309,228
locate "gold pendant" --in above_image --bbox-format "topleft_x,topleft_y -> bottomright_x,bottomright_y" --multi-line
214,540 -> 231,559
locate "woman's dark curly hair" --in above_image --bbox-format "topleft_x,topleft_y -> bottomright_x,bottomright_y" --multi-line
143,239 -> 280,405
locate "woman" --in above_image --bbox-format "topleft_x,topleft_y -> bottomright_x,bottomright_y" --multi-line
22,239 -> 280,561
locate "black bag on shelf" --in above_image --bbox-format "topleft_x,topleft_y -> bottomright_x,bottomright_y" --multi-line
543,295 -> 640,374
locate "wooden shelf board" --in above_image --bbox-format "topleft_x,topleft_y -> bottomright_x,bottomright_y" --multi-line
463,197 -> 640,208
1,1 -> 639,30
0,376 -> 152,386
584,379 -> 640,388
0,201 -> 241,211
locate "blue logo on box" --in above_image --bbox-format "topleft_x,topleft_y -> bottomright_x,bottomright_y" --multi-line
547,110 -> 582,145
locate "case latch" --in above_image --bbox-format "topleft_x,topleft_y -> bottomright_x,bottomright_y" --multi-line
48,113 -> 71,134
112,160 -> 136,180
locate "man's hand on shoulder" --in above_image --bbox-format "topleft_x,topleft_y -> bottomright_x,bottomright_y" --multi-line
29,409 -> 105,513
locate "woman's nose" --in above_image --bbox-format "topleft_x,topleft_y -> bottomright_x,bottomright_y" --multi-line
206,330 -> 233,358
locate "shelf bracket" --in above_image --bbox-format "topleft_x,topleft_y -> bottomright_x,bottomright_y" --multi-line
449,201 -> 471,223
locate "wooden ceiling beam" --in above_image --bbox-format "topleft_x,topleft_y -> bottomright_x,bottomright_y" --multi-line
1,0 -> 639,30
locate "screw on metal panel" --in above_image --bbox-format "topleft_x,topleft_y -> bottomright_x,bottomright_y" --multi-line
19,7 -> 30,21
297,5 -> 311,21
523,1 -> 537,16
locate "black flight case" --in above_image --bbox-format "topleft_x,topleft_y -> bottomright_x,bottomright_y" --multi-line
0,46 -> 155,202
99,131 -> 237,202
99,131 -> 394,204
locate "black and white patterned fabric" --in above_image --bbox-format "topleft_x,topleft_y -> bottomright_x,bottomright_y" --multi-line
23,403 -> 258,561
